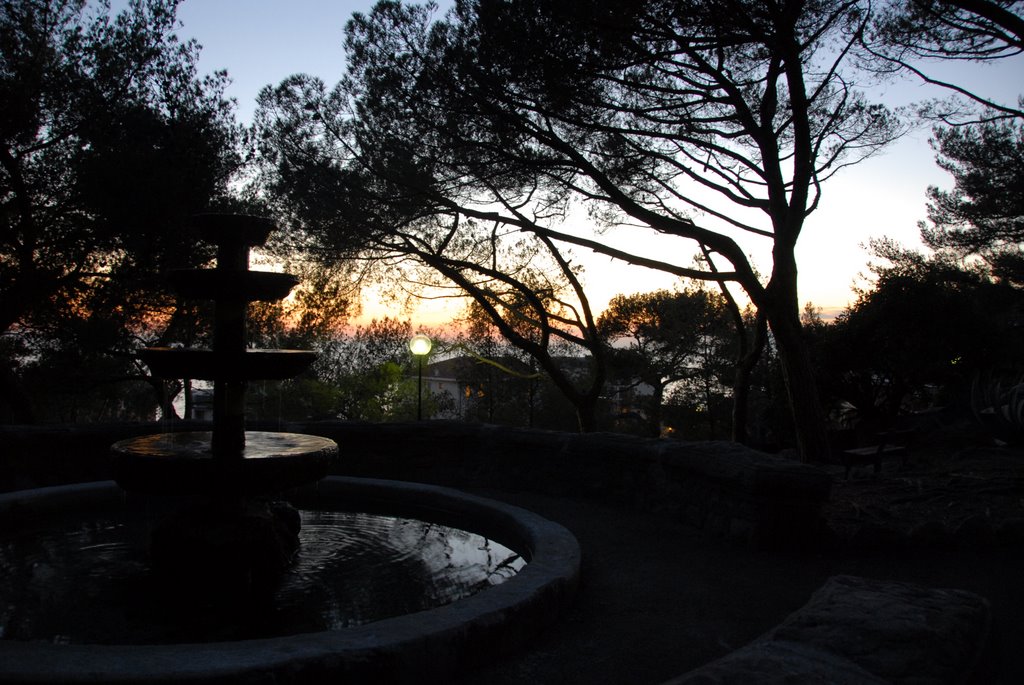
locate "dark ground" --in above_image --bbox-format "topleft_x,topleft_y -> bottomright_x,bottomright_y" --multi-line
455,445 -> 1024,685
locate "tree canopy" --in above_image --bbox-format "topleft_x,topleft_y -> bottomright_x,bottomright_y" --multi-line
599,287 -> 734,437
860,2 -> 1024,289
0,0 -> 245,420
814,239 -> 1024,434
256,0 -> 904,456
919,120 -> 1024,282
866,0 -> 1024,122
0,0 -> 244,330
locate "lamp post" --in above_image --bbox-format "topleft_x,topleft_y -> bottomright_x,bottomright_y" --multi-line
409,334 -> 432,420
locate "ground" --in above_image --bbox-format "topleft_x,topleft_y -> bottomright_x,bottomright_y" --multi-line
456,435 -> 1024,685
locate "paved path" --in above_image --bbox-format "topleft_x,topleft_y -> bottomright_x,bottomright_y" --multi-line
455,488 -> 1024,684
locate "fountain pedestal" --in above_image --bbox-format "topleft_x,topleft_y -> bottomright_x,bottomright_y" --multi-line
110,214 -> 338,594
149,497 -> 303,600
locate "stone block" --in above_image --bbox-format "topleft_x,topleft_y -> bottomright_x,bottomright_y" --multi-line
665,575 -> 991,685
665,640 -> 888,684
767,575 -> 991,685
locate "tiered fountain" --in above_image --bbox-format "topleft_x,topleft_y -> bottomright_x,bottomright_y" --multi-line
110,214 -> 337,594
0,214 -> 580,684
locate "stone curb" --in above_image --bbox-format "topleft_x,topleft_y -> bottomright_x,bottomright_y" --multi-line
0,478 -> 581,684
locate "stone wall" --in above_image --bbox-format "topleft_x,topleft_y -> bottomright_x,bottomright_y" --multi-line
0,420 -> 832,549
308,422 -> 832,549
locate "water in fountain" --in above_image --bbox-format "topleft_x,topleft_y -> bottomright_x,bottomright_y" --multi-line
0,503 -> 525,643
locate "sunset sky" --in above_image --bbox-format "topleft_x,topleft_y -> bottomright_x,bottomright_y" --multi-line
125,0 -> 1024,325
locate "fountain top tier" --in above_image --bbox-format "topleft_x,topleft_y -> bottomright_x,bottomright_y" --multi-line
136,214 -> 314,382
111,214 -> 336,495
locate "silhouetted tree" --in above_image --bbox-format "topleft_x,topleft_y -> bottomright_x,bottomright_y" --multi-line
918,121 -> 1024,283
865,0 -> 1023,122
248,260 -> 356,349
599,288 -> 733,437
0,0 -> 244,420
818,240 -> 1024,427
449,306 -> 542,427
257,0 -> 903,458
311,318 -> 427,421
257,66 -> 610,429
865,1 -> 1024,284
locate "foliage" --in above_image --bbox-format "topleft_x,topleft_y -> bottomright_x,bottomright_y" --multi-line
254,0 -> 906,456
598,287 -> 734,437
971,368 -> 1024,445
256,57 -> 610,429
815,241 -> 1024,429
0,0 -> 243,331
865,0 -> 1024,122
855,3 -> 1024,443
662,385 -> 734,441
247,261 -> 357,351
919,120 -> 1024,283
0,0 -> 245,421
310,318 -> 423,421
0,313 -> 161,422
446,313 -> 542,427
866,0 -> 1024,298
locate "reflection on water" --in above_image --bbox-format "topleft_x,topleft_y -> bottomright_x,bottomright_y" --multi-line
0,509 -> 525,644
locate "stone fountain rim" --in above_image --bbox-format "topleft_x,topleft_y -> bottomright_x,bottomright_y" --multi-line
0,477 -> 581,684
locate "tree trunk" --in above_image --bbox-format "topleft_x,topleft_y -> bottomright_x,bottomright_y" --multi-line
647,382 -> 665,438
528,373 -> 536,428
767,312 -> 830,462
731,312 -> 768,445
704,373 -> 717,440
707,248 -> 765,445
0,362 -> 35,423
575,395 -> 598,432
747,225 -> 830,462
149,377 -> 180,421
183,378 -> 194,420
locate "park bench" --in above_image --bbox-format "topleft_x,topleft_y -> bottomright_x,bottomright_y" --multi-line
840,428 -> 915,478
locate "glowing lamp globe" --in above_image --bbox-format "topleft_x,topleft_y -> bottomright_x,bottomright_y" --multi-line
409,334 -> 433,356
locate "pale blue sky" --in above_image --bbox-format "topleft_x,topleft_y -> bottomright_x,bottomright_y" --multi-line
153,1 -> 1022,320
174,0 -> 371,124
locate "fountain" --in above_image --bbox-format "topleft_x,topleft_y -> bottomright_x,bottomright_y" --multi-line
0,215 -> 580,683
110,213 -> 338,595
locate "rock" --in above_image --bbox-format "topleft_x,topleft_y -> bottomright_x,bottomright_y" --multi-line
666,640 -> 888,684
767,575 -> 991,685
663,638 -> 888,679
666,575 -> 992,685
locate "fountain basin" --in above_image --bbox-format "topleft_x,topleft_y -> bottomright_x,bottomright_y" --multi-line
0,477 -> 580,684
111,431 -> 336,495
191,212 -> 275,246
166,269 -> 299,302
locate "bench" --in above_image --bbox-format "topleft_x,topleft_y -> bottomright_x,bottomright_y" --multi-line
840,428 -> 914,478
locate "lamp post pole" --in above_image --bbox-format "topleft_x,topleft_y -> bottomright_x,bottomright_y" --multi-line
417,354 -> 424,421
409,334 -> 432,421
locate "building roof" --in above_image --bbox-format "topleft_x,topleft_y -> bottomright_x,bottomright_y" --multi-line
424,355 -> 536,381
